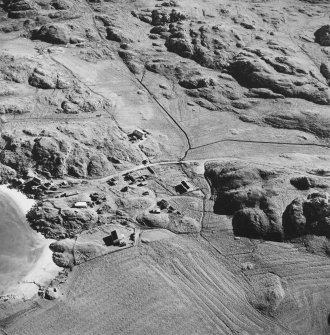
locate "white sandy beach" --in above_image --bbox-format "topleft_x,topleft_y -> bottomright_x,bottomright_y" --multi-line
0,185 -> 61,300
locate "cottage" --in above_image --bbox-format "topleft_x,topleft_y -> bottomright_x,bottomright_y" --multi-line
74,201 -> 88,209
132,129 -> 145,140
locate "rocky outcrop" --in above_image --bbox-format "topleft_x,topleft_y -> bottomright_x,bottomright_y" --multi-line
137,212 -> 170,228
232,208 -> 281,240
51,238 -> 109,268
0,123 -> 142,178
106,28 -> 132,43
3,0 -> 37,18
151,9 -> 186,26
28,67 -> 71,89
27,201 -> 99,238
290,176 -> 315,190
45,287 -> 60,300
229,48 -> 330,105
31,24 -> 71,44
137,211 -> 200,233
50,239 -> 75,267
320,62 -> 330,85
249,274 -> 285,315
205,161 -> 283,240
50,0 -> 71,10
283,192 -> 330,239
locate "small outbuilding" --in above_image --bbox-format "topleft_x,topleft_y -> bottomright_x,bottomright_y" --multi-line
175,181 -> 193,194
132,129 -> 146,140
74,201 -> 88,209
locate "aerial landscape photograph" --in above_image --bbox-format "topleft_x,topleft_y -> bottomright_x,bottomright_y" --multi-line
0,0 -> 330,334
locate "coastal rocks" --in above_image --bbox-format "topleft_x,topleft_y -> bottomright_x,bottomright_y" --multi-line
0,163 -> 16,183
314,25 -> 330,46
283,192 -> 330,239
228,48 -> 330,105
50,238 -> 105,268
50,239 -> 75,267
27,201 -> 99,238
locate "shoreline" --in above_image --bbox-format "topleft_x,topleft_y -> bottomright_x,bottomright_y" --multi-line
0,185 -> 61,301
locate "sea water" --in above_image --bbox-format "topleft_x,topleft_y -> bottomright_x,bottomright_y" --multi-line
0,187 -> 41,295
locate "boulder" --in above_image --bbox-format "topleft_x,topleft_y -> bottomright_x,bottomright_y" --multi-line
314,25 -> 330,46
290,176 -> 313,190
165,36 -> 194,58
50,239 -> 75,267
106,28 -> 132,43
45,287 -> 60,300
5,0 -> 34,11
32,24 -> 70,44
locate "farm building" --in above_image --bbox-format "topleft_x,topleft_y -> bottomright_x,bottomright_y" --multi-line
175,181 -> 193,194
74,202 -> 88,209
132,129 -> 145,140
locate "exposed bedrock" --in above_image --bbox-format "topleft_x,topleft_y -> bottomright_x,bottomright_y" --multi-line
283,192 -> 330,239
205,161 -> 283,241
228,48 -> 330,105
